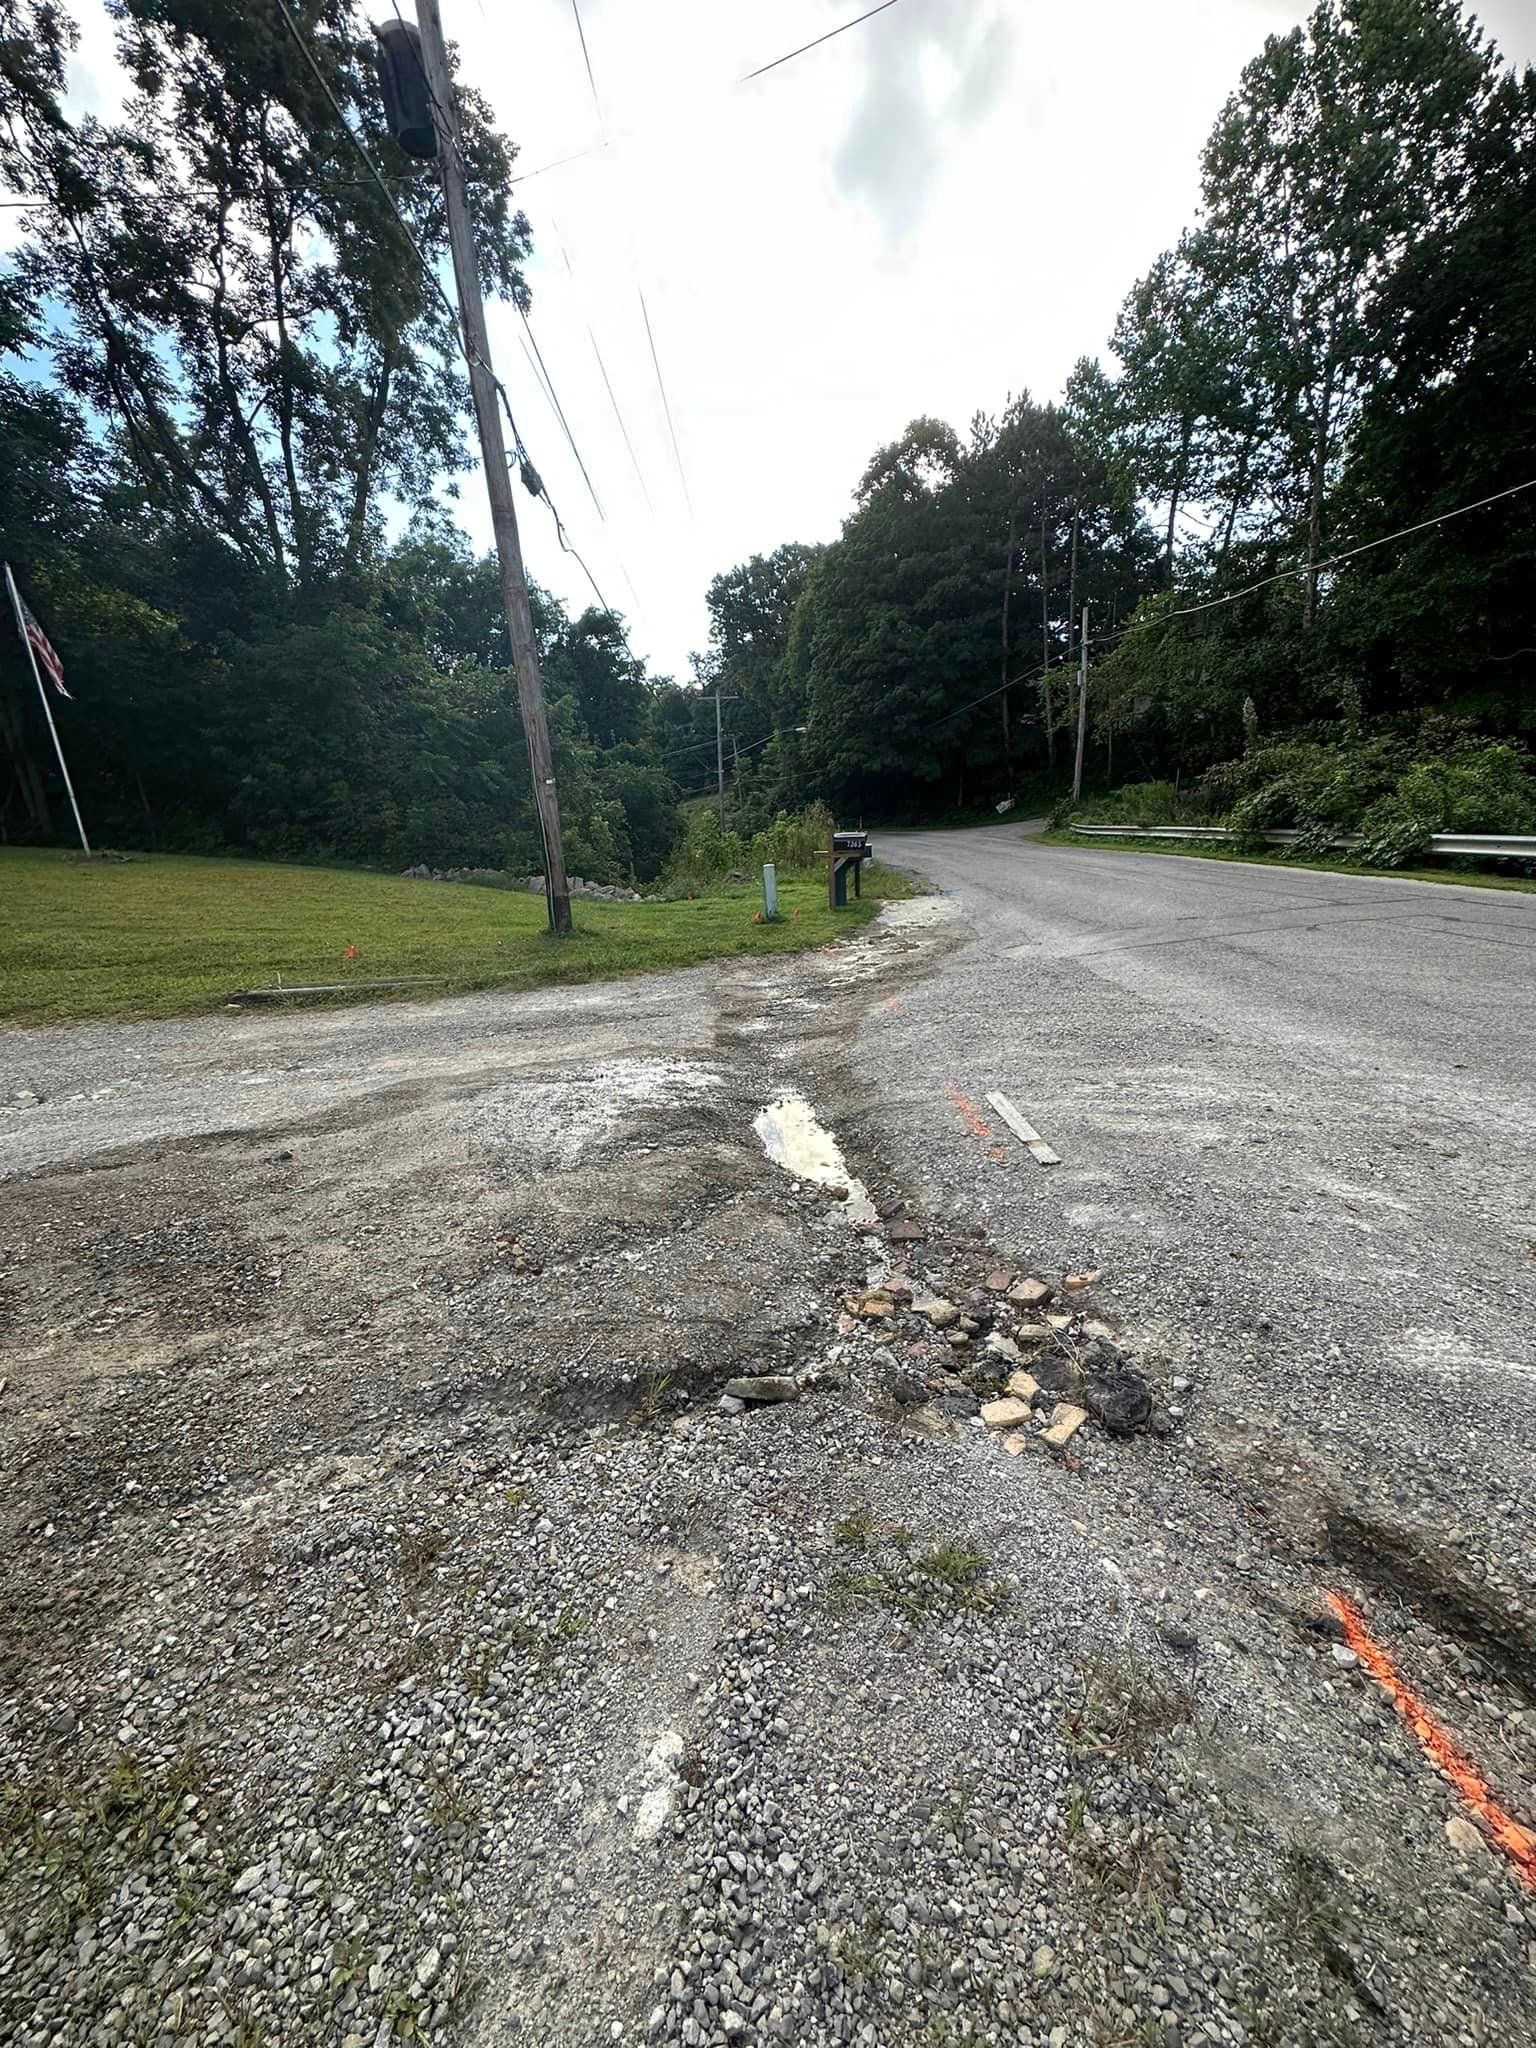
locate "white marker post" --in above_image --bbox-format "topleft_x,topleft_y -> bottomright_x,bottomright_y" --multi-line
5,561 -> 90,856
986,1090 -> 1061,1166
762,862 -> 779,921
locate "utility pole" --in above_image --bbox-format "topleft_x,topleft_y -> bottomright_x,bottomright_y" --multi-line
1072,602 -> 1090,802
414,0 -> 571,933
715,684 -> 725,831
1039,513 -> 1054,774
710,686 -> 739,830
999,508 -> 1015,759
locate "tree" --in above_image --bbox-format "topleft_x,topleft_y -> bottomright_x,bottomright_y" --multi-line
8,0 -> 529,589
1196,0 -> 1501,621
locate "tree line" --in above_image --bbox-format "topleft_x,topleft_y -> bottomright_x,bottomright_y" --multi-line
2,0 -> 1532,877
0,0 -> 708,880
703,0 -> 1535,841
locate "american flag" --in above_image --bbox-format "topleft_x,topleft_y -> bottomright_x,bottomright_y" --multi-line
17,587 -> 70,699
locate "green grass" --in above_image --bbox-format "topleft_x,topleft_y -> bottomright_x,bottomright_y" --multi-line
0,848 -> 910,1027
1040,827 -> 1536,892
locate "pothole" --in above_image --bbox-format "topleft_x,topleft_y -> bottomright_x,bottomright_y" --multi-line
752,1090 -> 879,1229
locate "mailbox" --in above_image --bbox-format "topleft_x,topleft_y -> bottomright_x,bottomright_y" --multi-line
828,828 -> 873,908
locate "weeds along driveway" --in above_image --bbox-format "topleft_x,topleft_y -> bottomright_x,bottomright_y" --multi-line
2,894 -> 1534,2048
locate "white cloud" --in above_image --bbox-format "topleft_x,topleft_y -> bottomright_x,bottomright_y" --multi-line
457,0 -> 1534,680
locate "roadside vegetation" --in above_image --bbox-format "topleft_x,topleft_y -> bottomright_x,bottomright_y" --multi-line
1049,724 -> 1535,883
5,3 -> 1532,884
0,845 -> 910,1028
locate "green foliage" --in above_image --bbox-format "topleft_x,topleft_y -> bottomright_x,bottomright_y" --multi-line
1068,728 -> 1534,869
662,804 -> 835,892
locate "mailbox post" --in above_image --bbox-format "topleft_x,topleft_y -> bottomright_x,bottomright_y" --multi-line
828,828 -> 873,909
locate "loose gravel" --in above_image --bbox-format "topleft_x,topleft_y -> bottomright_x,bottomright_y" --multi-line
2,888 -> 1534,2047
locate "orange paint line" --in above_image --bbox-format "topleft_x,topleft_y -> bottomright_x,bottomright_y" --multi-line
1327,1590 -> 1536,1890
881,996 -> 902,1011
946,1086 -> 993,1141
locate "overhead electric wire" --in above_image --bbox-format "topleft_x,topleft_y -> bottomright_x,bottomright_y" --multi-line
516,306 -> 606,520
512,0 -> 904,185
638,285 -> 692,517
741,0 -> 902,82
277,0 -> 650,666
929,470 -> 1536,738
1147,473 -> 1536,626
569,0 -> 606,131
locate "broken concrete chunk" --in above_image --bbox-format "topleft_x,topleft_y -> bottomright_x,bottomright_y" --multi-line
1062,1268 -> 1102,1293
920,1300 -> 959,1328
985,1331 -> 1023,1365
985,1268 -> 1018,1293
1007,1277 -> 1054,1309
1002,1433 -> 1028,1457
720,1375 -> 800,1404
1083,1368 -> 1154,1436
1046,1313 -> 1073,1332
980,1396 -> 1033,1430
886,1220 -> 926,1242
1444,1816 -> 1483,1856
1040,1402 -> 1088,1449
844,1290 -> 895,1319
1005,1370 -> 1041,1403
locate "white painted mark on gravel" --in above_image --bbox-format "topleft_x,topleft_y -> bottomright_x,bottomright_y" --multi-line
753,1090 -> 879,1228
986,1091 -> 1061,1165
634,1730 -> 685,1841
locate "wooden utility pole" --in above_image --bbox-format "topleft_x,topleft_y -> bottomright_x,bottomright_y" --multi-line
415,0 -> 571,933
999,509 -> 1015,758
1039,514 -> 1054,773
715,684 -> 725,830
1071,602 -> 1090,802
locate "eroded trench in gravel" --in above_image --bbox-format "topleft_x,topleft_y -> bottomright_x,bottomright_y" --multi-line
2,908 -> 1535,2048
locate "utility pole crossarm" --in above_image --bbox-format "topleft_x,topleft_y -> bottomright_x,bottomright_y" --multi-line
413,0 -> 572,934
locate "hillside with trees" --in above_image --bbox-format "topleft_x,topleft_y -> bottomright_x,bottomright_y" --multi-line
706,0 -> 1536,857
1,0 -> 1532,877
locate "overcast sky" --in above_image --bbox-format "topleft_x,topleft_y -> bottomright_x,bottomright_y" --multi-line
62,0 -> 1536,684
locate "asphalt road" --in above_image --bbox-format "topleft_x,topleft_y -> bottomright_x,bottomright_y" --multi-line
858,829 -> 1536,1560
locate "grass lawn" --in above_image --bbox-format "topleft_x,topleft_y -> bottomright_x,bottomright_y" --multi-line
1039,828 -> 1536,893
0,848 -> 910,1028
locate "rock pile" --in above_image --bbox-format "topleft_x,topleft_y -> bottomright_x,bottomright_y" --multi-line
817,1250 -> 1167,1457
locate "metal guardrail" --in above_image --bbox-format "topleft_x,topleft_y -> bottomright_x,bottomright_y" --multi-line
1069,823 -> 1536,860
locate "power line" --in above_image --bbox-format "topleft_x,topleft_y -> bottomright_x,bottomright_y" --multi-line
638,285 -> 692,516
741,0 -> 902,83
930,470 -> 1536,736
511,0 -> 904,185
276,0 -> 650,669
587,319 -> 655,513
516,306 -> 606,520
569,0 -> 605,131
550,215 -> 658,515
1145,474 -> 1536,627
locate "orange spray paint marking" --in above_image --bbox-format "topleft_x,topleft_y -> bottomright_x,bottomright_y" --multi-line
882,996 -> 903,1012
946,1086 -> 993,1141
1326,1591 -> 1536,1890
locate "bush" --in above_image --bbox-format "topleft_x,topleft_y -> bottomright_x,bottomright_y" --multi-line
661,803 -> 833,893
1063,725 -> 1534,867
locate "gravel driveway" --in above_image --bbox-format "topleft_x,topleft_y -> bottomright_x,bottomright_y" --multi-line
3,863 -> 1534,2048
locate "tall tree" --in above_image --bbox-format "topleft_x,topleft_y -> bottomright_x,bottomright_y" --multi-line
8,0 -> 529,589
1197,0 -> 1501,620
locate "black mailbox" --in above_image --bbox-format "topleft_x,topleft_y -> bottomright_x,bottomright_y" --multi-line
828,828 -> 873,908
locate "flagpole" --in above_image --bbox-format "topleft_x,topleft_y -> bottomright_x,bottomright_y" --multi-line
5,561 -> 90,857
